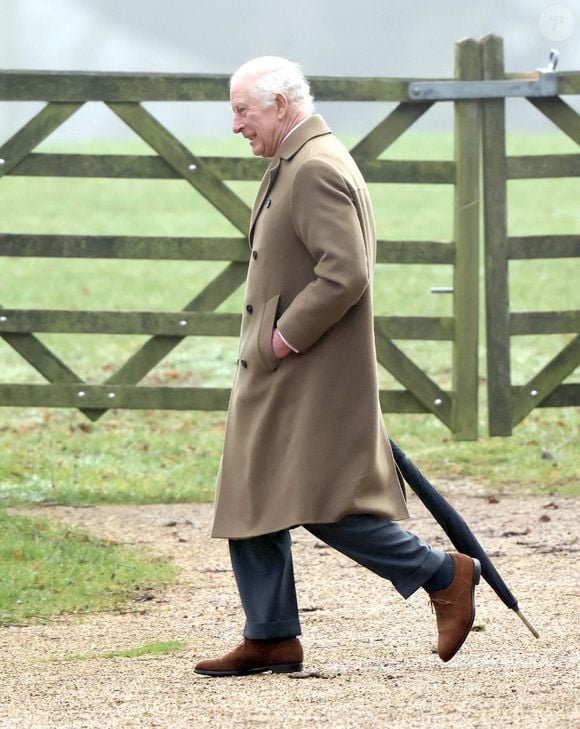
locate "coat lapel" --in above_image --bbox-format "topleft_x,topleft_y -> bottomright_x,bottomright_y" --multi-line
248,115 -> 332,246
249,159 -> 280,245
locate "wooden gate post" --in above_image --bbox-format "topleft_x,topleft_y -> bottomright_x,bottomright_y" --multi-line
481,34 -> 513,436
452,38 -> 482,440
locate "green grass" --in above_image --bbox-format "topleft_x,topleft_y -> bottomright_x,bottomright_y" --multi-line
0,510 -> 175,625
0,409 -> 222,505
0,131 -> 578,504
55,640 -> 188,662
387,411 -> 578,497
0,405 -> 577,508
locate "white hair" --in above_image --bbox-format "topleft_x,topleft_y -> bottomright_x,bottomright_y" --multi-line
230,56 -> 315,115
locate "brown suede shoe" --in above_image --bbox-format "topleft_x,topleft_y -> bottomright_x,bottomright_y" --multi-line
194,638 -> 303,677
429,552 -> 481,662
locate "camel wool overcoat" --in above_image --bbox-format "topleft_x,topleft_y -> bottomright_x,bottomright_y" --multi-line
211,115 -> 409,539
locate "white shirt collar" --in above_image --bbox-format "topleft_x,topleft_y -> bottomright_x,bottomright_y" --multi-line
281,116 -> 311,145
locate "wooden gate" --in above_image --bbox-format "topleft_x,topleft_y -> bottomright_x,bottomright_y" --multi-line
480,35 -> 580,435
0,40 -> 482,438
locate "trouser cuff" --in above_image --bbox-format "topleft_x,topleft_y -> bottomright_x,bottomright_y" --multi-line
395,549 -> 446,599
243,618 -> 302,640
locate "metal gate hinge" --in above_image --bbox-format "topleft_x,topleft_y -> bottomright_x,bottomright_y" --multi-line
408,74 -> 558,101
408,49 -> 560,101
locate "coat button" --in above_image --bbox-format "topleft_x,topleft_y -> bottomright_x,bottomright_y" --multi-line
246,304 -> 253,314
240,359 -> 248,368
252,250 -> 258,260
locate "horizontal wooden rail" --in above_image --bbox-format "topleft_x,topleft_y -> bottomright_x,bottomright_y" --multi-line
0,310 -> 453,340
0,383 -> 433,413
0,234 -> 250,261
359,160 -> 454,183
507,154 -> 580,179
7,154 -> 456,184
511,383 -> 580,408
8,153 -> 267,180
0,73 -> 234,102
376,240 -> 454,264
508,235 -> 580,259
0,70 -> 578,102
310,78 -> 429,102
0,383 -> 233,410
0,234 -> 454,264
510,311 -> 580,335
535,383 -> 580,407
0,310 -> 242,336
0,72 -> 417,102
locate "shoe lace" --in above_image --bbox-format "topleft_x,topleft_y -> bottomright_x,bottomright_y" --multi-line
429,596 -> 452,614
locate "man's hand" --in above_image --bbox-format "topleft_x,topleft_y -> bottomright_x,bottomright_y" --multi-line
272,328 -> 292,359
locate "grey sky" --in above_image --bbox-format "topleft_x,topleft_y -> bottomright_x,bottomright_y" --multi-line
1,0 -> 579,138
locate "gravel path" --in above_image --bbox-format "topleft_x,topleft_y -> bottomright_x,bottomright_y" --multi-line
1,487 -> 578,728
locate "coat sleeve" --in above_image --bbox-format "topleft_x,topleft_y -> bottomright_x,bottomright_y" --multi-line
276,158 -> 371,353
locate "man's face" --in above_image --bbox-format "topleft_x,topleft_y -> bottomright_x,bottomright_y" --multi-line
230,76 -> 282,158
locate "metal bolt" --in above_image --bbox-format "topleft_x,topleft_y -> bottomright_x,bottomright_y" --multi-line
107,392 -> 116,399
530,389 -> 539,398
0,316 -> 7,322
409,84 -> 421,98
188,164 -> 197,171
77,391 -> 86,398
179,319 -> 187,326
434,398 -> 443,407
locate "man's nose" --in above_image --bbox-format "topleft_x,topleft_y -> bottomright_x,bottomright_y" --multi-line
232,114 -> 244,134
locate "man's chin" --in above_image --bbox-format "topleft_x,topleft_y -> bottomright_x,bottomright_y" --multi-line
250,141 -> 263,157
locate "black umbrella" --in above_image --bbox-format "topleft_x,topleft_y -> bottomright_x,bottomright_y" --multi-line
390,438 -> 539,638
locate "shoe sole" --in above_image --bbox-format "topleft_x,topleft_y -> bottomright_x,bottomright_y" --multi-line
194,662 -> 303,677
442,557 -> 481,663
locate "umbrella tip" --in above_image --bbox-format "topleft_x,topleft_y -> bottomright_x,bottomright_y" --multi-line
515,608 -> 540,639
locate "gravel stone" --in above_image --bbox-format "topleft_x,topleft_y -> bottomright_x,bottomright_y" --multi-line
1,489 -> 578,728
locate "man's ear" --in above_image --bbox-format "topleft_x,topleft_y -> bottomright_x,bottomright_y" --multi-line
274,92 -> 289,118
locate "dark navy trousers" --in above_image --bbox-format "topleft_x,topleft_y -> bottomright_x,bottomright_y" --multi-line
229,514 -> 446,639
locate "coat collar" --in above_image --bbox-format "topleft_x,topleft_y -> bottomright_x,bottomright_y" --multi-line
277,114 -> 332,161
248,115 -> 332,243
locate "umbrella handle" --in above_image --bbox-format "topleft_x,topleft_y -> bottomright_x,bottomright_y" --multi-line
515,608 -> 540,638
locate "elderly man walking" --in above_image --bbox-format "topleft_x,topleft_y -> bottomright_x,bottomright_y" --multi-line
194,57 -> 480,676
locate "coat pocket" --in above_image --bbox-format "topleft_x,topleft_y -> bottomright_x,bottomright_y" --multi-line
257,294 -> 281,372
